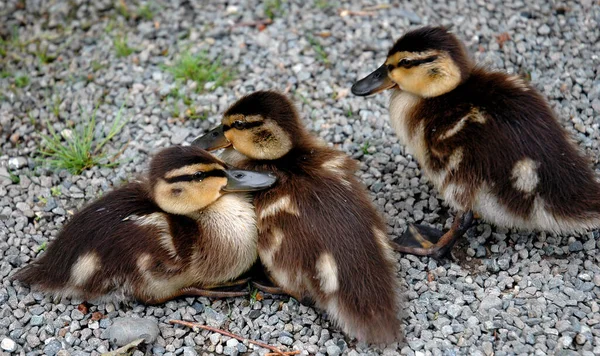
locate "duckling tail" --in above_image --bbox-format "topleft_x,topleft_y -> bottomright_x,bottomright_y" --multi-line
324,283 -> 405,344
316,252 -> 405,345
11,260 -> 54,288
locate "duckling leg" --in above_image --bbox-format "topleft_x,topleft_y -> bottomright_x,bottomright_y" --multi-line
203,277 -> 252,289
147,286 -> 250,304
391,210 -> 474,259
251,280 -> 286,295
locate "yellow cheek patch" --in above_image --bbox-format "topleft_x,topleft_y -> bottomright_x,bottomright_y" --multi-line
153,177 -> 227,215
164,163 -> 225,179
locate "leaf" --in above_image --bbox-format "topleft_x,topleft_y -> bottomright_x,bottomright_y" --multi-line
77,303 -> 89,314
91,311 -> 105,321
101,338 -> 145,356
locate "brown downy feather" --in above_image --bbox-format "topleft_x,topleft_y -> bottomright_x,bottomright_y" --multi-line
219,92 -> 403,343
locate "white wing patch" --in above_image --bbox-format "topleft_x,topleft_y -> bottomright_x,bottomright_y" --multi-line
259,195 -> 300,220
70,252 -> 100,286
511,158 -> 539,194
316,252 -> 339,294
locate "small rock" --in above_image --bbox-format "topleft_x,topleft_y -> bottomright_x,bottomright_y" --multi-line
30,315 -> 45,326
538,24 -> 551,35
569,241 -> 583,252
326,345 -> 342,356
171,127 -> 191,145
105,317 -> 159,346
43,339 -> 63,356
1,338 -> 17,352
8,157 -> 27,170
278,336 -> 293,346
398,9 -> 422,24
182,347 -> 198,356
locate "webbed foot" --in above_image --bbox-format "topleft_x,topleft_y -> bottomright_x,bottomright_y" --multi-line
391,210 -> 474,260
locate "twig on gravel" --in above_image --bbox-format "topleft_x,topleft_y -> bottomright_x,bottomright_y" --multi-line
232,18 -> 273,29
169,320 -> 300,356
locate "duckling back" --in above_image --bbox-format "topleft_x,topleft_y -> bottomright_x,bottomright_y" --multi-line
13,183 -> 161,301
246,149 -> 403,343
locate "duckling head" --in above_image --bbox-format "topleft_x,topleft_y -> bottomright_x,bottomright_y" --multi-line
149,146 -> 277,215
193,91 -> 305,160
351,26 -> 472,98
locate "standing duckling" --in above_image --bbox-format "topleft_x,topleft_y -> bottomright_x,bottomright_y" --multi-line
352,26 -> 600,257
13,146 -> 276,304
193,91 -> 403,344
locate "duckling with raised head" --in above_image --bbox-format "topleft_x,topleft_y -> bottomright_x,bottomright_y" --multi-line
13,145 -> 277,304
193,91 -> 403,344
352,26 -> 600,257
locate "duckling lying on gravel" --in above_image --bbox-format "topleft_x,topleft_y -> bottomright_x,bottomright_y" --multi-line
352,26 -> 600,258
13,145 -> 276,304
193,91 -> 403,344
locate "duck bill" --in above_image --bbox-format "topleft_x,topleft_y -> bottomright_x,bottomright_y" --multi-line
351,64 -> 396,96
191,125 -> 231,151
222,169 -> 277,192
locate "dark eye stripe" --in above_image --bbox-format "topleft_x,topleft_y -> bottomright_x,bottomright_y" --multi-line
399,55 -> 438,68
164,170 -> 226,184
223,121 -> 263,131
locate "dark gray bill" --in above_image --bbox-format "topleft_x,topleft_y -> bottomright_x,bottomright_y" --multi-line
192,125 -> 230,151
223,169 -> 277,192
351,64 -> 396,96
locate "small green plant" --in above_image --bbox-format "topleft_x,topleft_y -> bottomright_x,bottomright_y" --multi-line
38,105 -> 128,175
249,287 -> 262,305
38,196 -> 48,204
36,241 -> 48,252
52,97 -> 62,118
361,140 -> 370,154
166,52 -> 234,92
315,0 -> 333,9
116,2 -> 132,20
91,60 -> 105,72
0,38 -> 6,57
171,103 -> 181,118
307,35 -> 329,65
7,169 -> 20,184
0,70 -> 10,78
15,75 -> 30,88
50,186 -> 61,197
264,0 -> 282,19
113,35 -> 134,58
35,45 -> 57,65
186,106 -> 207,120
105,19 -> 116,34
137,4 -> 155,20
168,86 -> 181,99
346,108 -> 352,117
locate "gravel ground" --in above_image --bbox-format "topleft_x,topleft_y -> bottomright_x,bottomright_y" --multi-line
1,0 -> 600,355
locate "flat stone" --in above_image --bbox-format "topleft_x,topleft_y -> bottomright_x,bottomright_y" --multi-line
1,338 -> 17,352
105,317 -> 159,347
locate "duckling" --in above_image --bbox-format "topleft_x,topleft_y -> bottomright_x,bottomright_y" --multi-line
193,91 -> 403,344
12,145 -> 277,304
352,26 -> 600,258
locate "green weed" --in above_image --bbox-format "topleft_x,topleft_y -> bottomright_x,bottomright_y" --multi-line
114,35 -> 135,58
307,35 -> 329,64
38,105 -> 128,175
166,52 -> 233,92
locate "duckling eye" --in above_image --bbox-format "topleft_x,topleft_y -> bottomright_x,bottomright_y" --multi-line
193,172 -> 205,180
398,59 -> 410,67
232,121 -> 246,130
